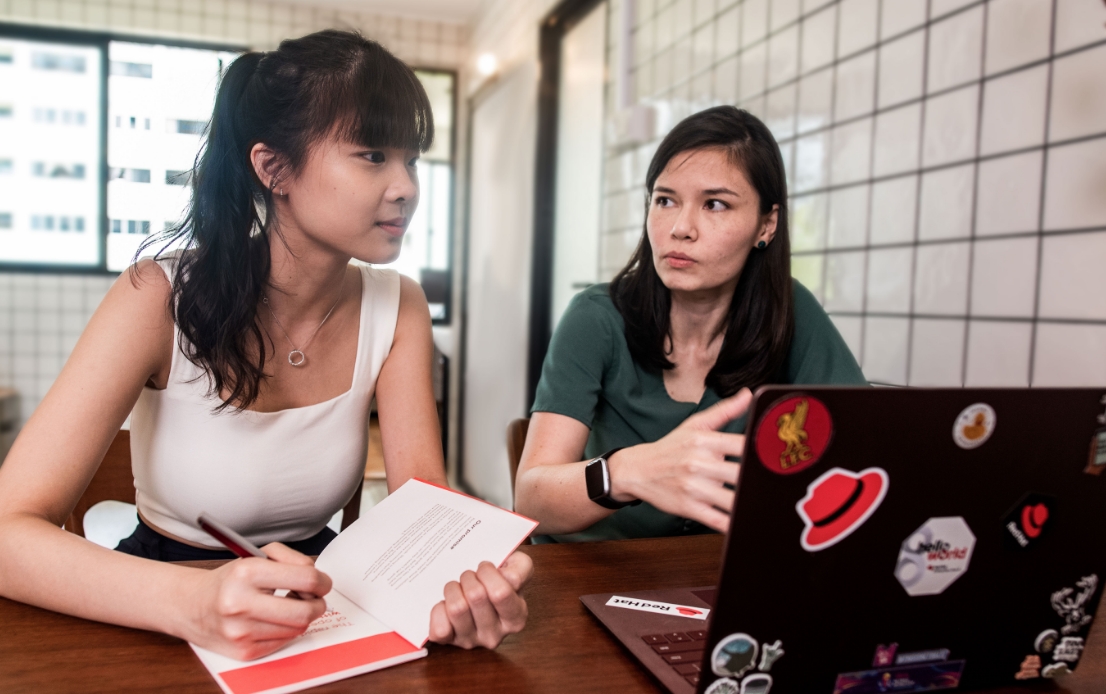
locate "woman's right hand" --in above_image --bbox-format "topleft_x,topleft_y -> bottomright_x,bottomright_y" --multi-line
180,543 -> 333,660
608,388 -> 752,533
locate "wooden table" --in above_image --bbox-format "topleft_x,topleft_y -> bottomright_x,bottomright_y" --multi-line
1,535 -> 1103,693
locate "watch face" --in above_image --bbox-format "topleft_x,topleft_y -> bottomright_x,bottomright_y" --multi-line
585,458 -> 610,501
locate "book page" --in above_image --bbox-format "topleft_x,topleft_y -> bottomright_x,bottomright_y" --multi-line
190,590 -> 426,694
315,479 -> 538,647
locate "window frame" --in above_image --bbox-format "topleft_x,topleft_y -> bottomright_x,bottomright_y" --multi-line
0,22 -> 244,275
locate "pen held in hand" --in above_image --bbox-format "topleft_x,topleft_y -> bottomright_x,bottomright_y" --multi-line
196,512 -> 316,600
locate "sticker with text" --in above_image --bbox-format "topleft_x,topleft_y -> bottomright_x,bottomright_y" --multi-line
833,660 -> 965,693
895,517 -> 976,596
796,467 -> 888,552
603,595 -> 709,620
1002,493 -> 1055,551
755,395 -> 833,475
952,403 -> 996,449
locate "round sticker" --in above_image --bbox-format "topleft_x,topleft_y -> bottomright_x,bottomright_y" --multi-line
703,677 -> 740,694
953,403 -> 996,449
755,395 -> 833,474
1035,629 -> 1059,654
711,633 -> 758,677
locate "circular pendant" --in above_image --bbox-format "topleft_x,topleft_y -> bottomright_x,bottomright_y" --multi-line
288,349 -> 306,367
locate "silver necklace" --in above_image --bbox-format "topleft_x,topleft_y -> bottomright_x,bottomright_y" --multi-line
262,287 -> 343,367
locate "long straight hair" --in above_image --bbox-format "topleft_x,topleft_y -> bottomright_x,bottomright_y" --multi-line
137,30 -> 433,411
609,106 -> 794,397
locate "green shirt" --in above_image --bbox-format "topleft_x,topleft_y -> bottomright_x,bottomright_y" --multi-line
530,279 -> 867,543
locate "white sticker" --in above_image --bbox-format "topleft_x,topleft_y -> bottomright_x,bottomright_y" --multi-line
741,673 -> 773,694
953,403 -> 996,449
705,678 -> 740,694
894,517 -> 976,596
603,595 -> 709,620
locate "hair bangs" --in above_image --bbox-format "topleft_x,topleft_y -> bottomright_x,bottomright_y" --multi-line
337,46 -> 434,154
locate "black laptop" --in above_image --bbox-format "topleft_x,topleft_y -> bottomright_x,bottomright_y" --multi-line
581,387 -> 1106,693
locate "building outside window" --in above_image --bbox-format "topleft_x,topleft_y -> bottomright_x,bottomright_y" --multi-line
0,36 -> 101,267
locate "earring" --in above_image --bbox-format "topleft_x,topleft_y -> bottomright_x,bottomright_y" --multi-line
280,188 -> 284,196
757,241 -> 767,249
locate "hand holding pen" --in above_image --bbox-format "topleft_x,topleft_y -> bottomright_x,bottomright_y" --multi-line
198,513 -> 319,600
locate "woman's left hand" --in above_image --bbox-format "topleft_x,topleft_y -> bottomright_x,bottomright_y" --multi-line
427,551 -> 533,649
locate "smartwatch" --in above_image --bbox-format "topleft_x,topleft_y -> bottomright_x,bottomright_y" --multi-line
585,448 -> 641,510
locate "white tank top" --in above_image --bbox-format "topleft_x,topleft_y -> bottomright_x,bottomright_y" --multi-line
130,257 -> 400,548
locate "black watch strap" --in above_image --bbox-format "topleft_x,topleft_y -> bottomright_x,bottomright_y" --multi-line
586,447 -> 641,510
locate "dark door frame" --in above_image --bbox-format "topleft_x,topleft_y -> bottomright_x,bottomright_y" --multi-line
527,0 -> 606,409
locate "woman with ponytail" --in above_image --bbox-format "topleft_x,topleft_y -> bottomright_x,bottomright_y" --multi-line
0,31 -> 530,658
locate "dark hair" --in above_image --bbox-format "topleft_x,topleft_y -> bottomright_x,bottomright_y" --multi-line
138,30 -> 433,411
609,106 -> 794,397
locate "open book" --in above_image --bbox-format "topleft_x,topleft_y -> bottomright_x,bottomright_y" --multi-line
190,479 -> 538,694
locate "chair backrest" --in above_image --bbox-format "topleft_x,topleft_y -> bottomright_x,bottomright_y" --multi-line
65,429 -> 364,538
506,418 -> 530,495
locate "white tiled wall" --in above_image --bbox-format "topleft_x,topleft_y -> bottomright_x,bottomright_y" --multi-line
0,0 -> 467,432
600,0 -> 1106,387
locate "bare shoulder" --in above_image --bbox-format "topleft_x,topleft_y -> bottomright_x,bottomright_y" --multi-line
394,273 -> 431,333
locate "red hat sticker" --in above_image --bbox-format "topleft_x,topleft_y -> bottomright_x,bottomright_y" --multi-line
796,467 -> 889,552
755,395 -> 833,475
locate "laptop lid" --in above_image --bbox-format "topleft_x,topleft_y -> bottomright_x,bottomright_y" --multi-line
699,387 -> 1106,693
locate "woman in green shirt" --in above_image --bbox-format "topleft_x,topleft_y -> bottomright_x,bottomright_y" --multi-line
514,106 -> 867,543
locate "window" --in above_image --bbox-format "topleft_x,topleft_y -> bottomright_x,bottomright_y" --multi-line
378,69 -> 456,323
0,35 -> 102,267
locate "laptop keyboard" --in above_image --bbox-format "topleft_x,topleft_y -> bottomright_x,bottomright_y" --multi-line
642,630 -> 708,686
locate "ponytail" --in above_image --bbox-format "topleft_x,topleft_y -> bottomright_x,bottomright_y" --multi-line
136,31 -> 433,411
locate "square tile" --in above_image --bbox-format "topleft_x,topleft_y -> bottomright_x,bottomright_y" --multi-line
834,50 -> 876,121
877,30 -> 925,108
970,237 -> 1039,318
976,150 -> 1042,236
909,318 -> 966,386
674,0 -> 694,39
965,321 -> 1032,386
980,65 -> 1048,156
800,5 -> 837,75
792,254 -> 826,301
985,0 -> 1053,76
872,103 -> 921,177
919,164 -> 974,241
770,0 -> 800,31
827,184 -> 870,248
922,84 -> 979,167
866,246 -> 914,312
1033,323 -> 1106,386
794,130 -> 830,192
870,175 -> 918,245
880,0 -> 927,39
767,24 -> 799,88
742,0 -> 769,46
830,117 -> 873,186
654,49 -> 675,94
790,193 -> 828,251
780,139 -> 795,192
739,42 -> 767,101
673,37 -> 693,81
1055,0 -> 1106,54
796,67 -> 833,133
914,241 -> 971,314
931,0 -> 978,18
714,4 -> 740,60
837,0 -> 878,58
765,83 -> 798,140
862,316 -> 909,384
694,0 -> 717,27
1038,231 -> 1106,320
692,23 -> 715,74
714,54 -> 739,103
1043,137 -> 1106,232
829,314 -> 863,362
824,250 -> 866,312
656,3 -> 676,48
927,5 -> 984,93
1049,44 -> 1106,143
